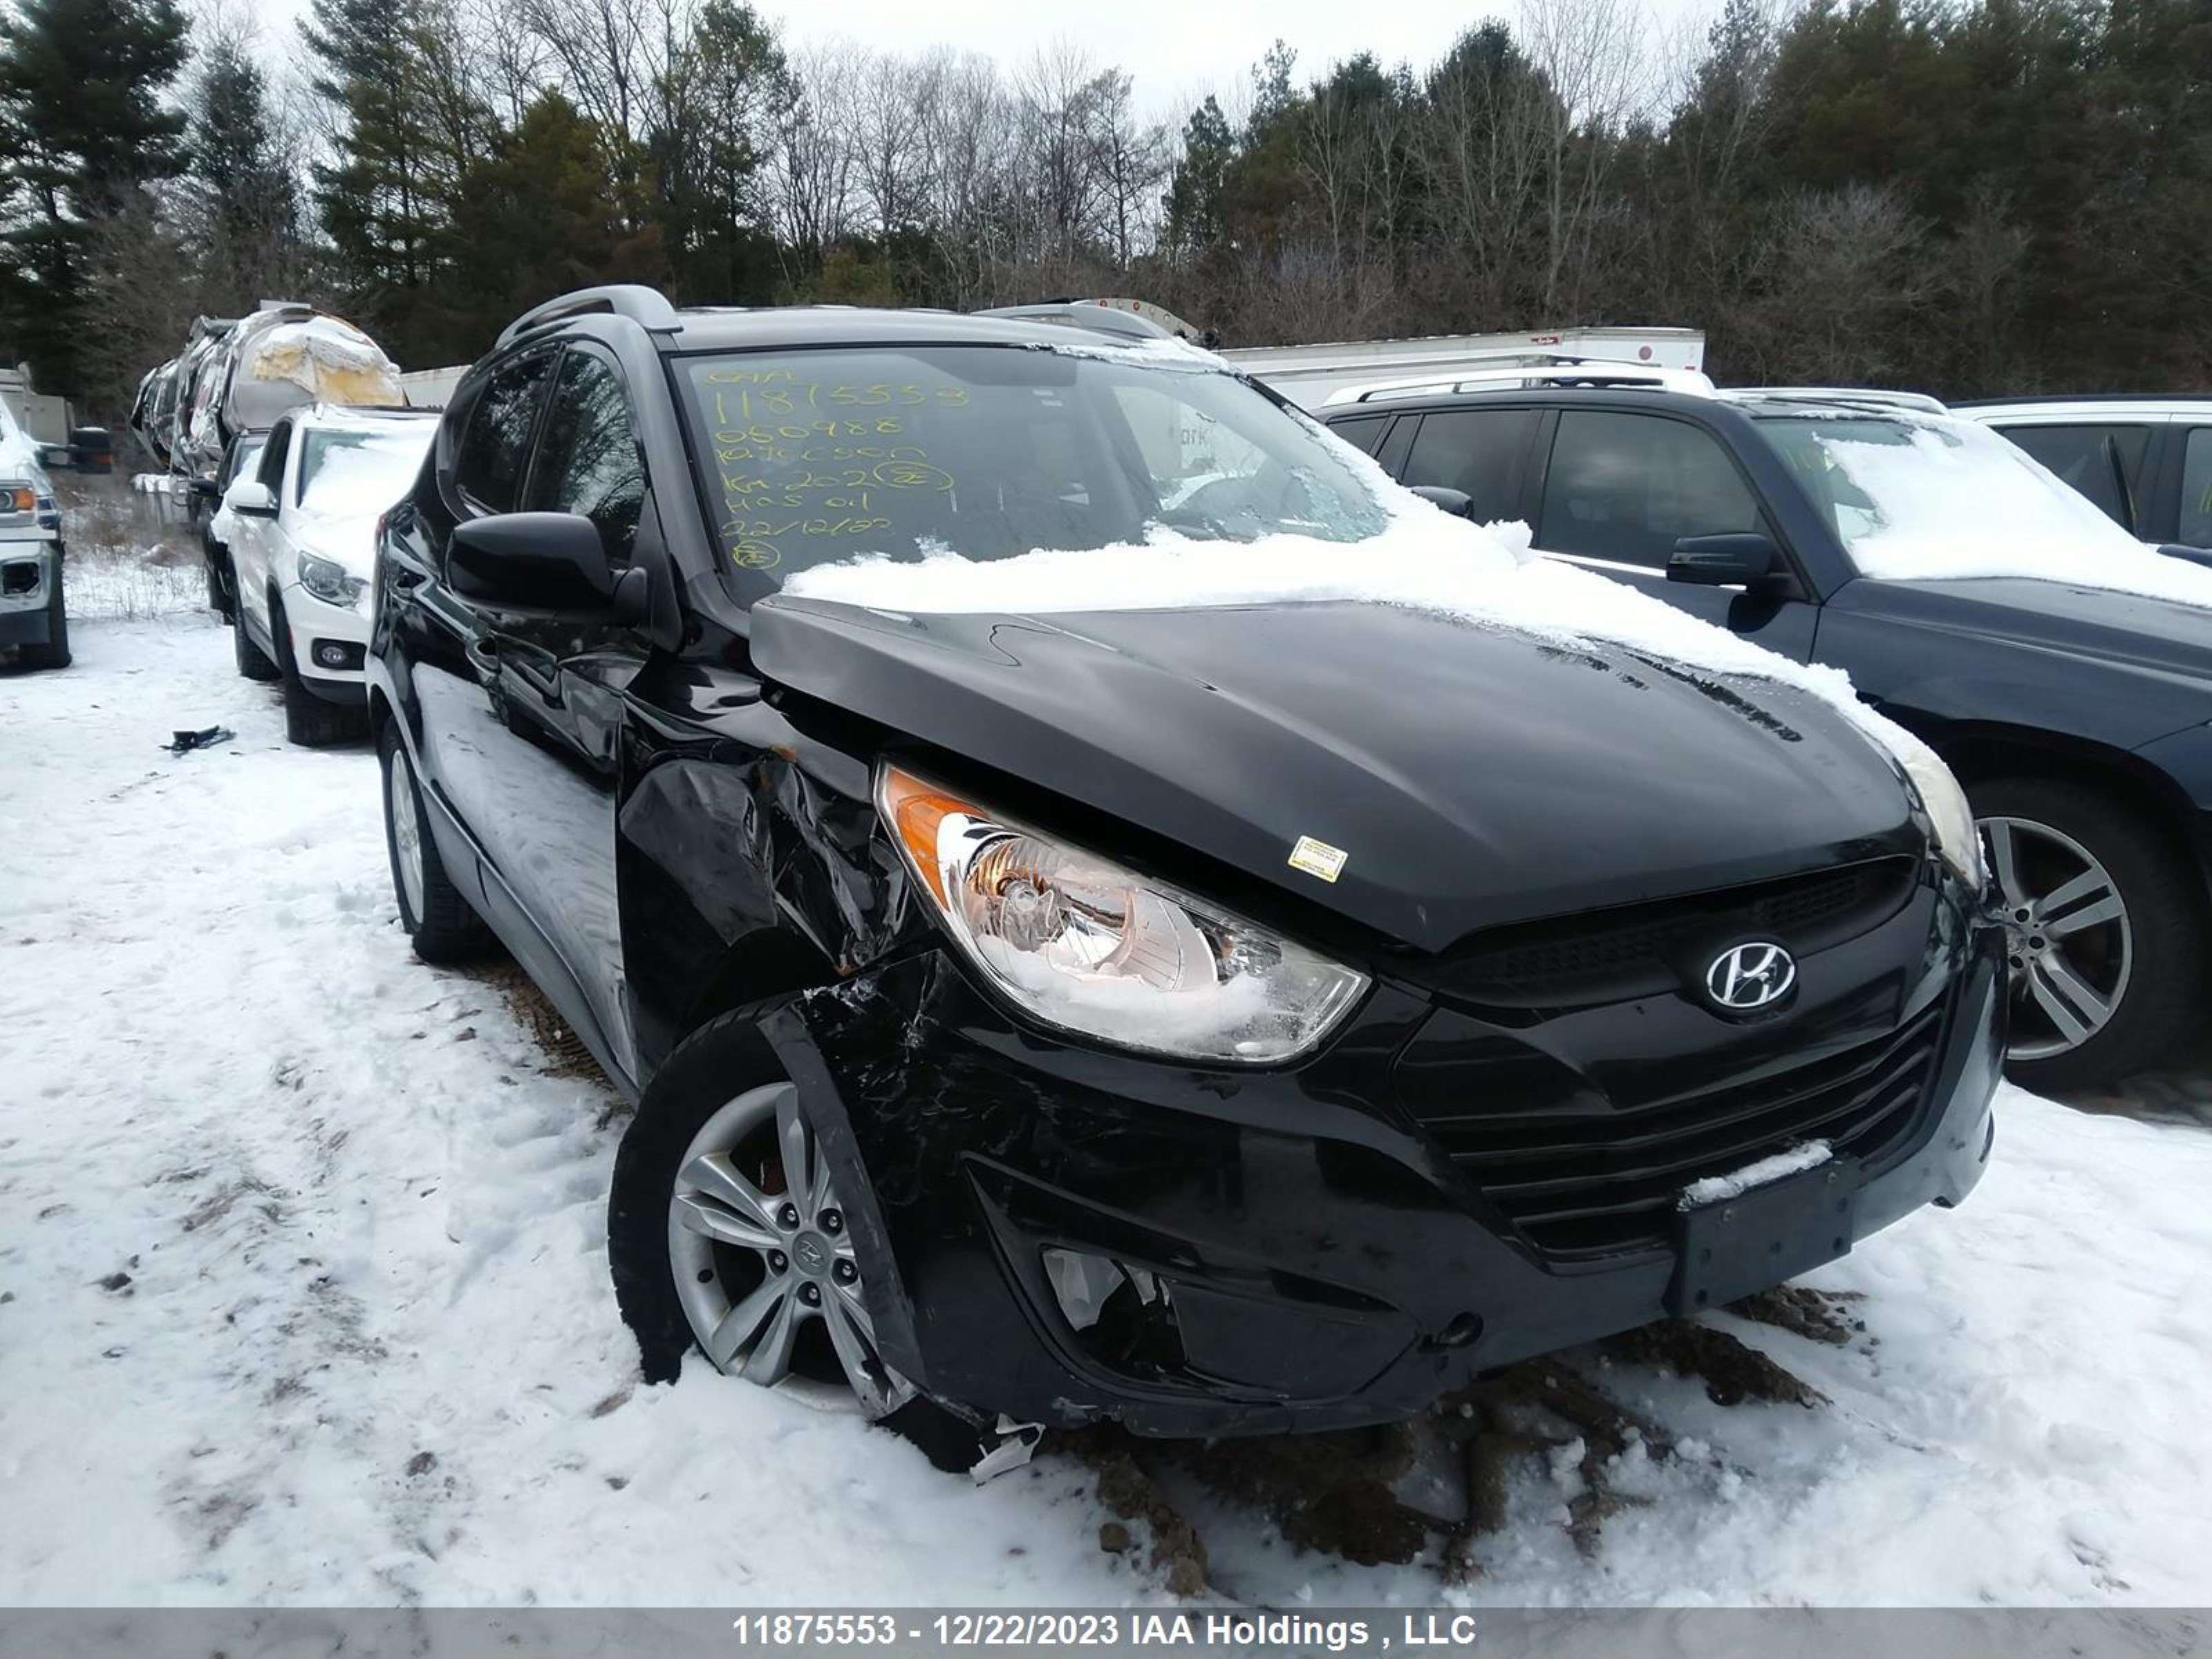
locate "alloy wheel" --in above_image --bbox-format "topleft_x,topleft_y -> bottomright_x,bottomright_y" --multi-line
386,746 -> 427,924
1980,814 -> 2132,1061
666,1082 -> 911,1417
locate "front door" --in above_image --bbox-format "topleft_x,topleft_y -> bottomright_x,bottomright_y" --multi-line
453,344 -> 653,1082
1529,409 -> 1821,661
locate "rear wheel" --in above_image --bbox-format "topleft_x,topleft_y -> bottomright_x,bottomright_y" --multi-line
378,720 -> 493,964
1971,777 -> 2205,1092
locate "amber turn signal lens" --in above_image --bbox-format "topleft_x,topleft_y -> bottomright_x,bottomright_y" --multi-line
6,487 -> 33,512
876,765 -> 980,910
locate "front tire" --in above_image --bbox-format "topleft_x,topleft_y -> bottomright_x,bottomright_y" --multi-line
609,1009 -> 914,1418
378,720 -> 493,964
232,598 -> 278,682
18,562 -> 68,670
1972,776 -> 2206,1093
272,599 -> 365,748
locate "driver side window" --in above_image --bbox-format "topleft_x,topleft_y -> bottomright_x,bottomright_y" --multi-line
1537,411 -> 1763,568
452,352 -> 554,515
527,350 -> 645,561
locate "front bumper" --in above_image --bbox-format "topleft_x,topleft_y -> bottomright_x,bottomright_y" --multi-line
281,580 -> 369,705
767,881 -> 2004,1437
0,538 -> 61,648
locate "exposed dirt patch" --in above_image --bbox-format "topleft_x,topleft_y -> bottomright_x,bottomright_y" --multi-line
1731,1283 -> 1864,1346
1165,1419 -> 1440,1568
1045,1327 -> 1826,1593
1604,1318 -> 1828,1408
1061,1430 -> 1209,1597
455,957 -> 606,1086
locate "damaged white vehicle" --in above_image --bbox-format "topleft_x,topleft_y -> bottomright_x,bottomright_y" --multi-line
0,394 -> 66,669
221,404 -> 435,744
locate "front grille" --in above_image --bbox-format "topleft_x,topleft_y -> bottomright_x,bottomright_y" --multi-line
1434,859 -> 1917,1008
1419,999 -> 1948,1257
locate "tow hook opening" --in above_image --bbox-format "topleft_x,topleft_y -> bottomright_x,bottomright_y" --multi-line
1429,1311 -> 1485,1351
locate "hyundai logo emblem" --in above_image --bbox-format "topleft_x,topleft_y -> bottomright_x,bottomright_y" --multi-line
1705,940 -> 1797,1012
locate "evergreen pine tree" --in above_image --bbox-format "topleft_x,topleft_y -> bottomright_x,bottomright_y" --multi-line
0,0 -> 189,389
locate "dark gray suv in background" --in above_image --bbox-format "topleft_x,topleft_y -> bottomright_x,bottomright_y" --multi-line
1329,377 -> 2212,1090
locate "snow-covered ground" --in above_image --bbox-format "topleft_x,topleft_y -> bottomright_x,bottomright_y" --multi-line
3,608 -> 2211,1609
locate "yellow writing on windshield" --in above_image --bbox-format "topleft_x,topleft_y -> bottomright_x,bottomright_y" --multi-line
704,371 -> 969,574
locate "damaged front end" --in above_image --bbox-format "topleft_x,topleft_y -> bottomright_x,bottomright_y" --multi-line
751,894 -> 2002,1439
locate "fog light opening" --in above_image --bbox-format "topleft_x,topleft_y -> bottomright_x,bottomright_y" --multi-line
312,640 -> 357,671
1040,1246 -> 1185,1375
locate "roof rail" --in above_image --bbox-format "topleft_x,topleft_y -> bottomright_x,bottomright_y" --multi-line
977,301 -> 1177,343
1732,386 -> 1949,414
496,285 -> 684,350
1323,362 -> 1716,405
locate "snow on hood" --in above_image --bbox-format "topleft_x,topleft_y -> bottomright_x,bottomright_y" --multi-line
1761,409 -> 2212,608
782,429 -> 1923,762
292,428 -> 431,574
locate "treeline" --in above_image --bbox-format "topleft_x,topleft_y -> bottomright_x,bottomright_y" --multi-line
1,0 -> 2208,420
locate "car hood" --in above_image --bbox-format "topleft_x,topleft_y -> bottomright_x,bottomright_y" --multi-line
751,597 -> 1918,953
1837,575 -> 2212,684
290,509 -> 380,579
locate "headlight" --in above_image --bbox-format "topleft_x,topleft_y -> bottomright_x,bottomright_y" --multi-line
877,765 -> 1369,1065
298,552 -> 366,608
1879,724 -> 1982,887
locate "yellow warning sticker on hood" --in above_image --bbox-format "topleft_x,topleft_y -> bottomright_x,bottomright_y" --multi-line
1288,835 -> 1348,883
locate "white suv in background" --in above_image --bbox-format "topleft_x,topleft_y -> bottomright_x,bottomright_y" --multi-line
1961,397 -> 2212,558
221,405 -> 436,744
0,393 -> 66,669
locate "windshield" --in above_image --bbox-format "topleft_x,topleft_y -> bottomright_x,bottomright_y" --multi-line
297,424 -> 431,519
675,344 -> 1389,588
1753,411 -> 2142,575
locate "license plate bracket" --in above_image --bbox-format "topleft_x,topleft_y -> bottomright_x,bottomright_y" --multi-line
1668,1154 -> 1861,1315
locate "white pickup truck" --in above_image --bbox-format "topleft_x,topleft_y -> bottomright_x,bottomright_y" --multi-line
0,393 -> 66,669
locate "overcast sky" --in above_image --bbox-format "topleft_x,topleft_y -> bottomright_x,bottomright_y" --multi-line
247,0 -> 1723,120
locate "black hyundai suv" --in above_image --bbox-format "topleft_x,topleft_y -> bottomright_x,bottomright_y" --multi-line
368,288 -> 2000,1447
1327,379 -> 2212,1094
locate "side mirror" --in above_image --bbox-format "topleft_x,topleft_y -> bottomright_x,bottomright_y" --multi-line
1669,532 -> 1781,586
228,481 -> 277,520
1408,485 -> 1477,520
450,512 -> 630,615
